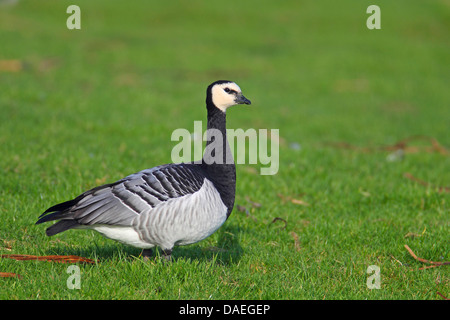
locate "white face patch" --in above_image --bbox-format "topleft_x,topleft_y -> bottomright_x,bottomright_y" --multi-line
211,82 -> 242,112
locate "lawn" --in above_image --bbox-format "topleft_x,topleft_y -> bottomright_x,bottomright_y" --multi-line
0,0 -> 448,300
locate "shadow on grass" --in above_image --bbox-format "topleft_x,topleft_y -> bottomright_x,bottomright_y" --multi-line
47,224 -> 244,265
174,224 -> 244,265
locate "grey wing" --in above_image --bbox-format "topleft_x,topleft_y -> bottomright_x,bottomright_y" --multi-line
37,163 -> 206,229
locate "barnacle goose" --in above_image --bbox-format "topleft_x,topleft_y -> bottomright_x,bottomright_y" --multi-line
36,80 -> 251,261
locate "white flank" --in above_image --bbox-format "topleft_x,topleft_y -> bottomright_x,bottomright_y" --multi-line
91,225 -> 155,249
87,179 -> 228,250
133,178 -> 228,250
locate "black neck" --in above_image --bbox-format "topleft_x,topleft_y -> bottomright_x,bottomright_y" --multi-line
203,106 -> 234,165
201,104 -> 236,217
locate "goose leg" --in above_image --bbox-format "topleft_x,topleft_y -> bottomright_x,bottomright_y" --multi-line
161,248 -> 173,262
142,248 -> 153,261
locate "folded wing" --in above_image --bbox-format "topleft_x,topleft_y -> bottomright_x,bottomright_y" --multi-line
36,163 -> 206,235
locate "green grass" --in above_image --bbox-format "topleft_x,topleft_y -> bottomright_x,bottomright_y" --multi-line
0,0 -> 448,300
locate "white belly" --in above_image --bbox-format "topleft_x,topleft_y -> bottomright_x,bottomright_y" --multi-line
91,225 -> 154,249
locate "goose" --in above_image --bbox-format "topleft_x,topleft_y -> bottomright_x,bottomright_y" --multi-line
36,80 -> 251,261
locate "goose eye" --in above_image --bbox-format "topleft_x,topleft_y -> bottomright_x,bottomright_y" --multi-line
224,88 -> 231,93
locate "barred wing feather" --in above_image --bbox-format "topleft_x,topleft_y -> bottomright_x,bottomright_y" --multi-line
36,164 -> 206,232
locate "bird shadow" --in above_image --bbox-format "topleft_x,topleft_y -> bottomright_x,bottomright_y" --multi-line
47,224 -> 244,266
174,224 -> 244,265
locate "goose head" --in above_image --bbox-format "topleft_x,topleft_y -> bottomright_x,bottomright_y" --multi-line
206,80 -> 251,112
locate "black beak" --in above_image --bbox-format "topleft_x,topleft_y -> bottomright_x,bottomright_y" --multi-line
235,94 -> 251,105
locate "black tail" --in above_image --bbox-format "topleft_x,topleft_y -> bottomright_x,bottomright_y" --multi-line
45,220 -> 80,236
36,198 -> 79,222
36,198 -> 80,236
